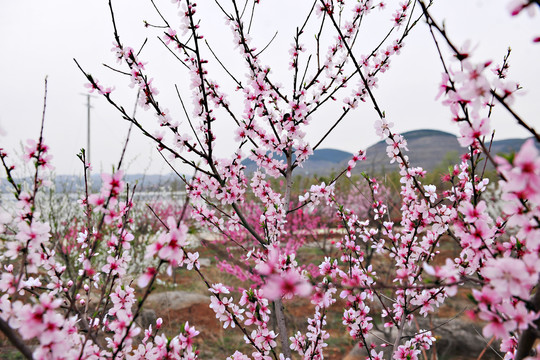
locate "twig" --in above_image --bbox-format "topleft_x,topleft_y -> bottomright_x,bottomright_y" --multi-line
472,326 -> 504,360
117,92 -> 139,171
476,336 -> 495,360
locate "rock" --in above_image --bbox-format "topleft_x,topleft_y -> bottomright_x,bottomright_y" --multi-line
429,318 -> 501,359
343,318 -> 502,360
198,257 -> 211,267
144,291 -> 210,311
138,309 -> 157,329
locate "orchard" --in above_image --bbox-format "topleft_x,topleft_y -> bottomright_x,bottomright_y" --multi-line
1,1 -> 540,359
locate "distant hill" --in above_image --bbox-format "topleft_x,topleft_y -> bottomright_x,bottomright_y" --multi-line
241,148 -> 352,176
242,129 -> 538,176
489,138 -> 536,155
0,173 -> 185,194
308,148 -> 352,163
2,131 -> 536,193
295,149 -> 353,175
358,130 -> 539,174
358,129 -> 461,174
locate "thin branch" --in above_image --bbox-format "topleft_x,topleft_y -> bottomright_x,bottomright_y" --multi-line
312,108 -> 351,151
117,92 -> 139,171
247,0 -> 256,33
205,39 -> 244,88
254,31 -> 279,57
136,38 -> 148,57
491,90 -> 540,142
102,63 -> 131,76
157,37 -> 190,69
174,85 -> 206,153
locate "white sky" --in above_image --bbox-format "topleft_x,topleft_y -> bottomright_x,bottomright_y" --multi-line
0,0 -> 538,176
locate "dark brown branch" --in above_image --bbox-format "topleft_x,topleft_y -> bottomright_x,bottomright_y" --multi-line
312,108 -> 350,151
205,39 -> 244,88
0,318 -> 33,359
491,90 -> 540,142
515,285 -> 540,360
254,31 -> 279,58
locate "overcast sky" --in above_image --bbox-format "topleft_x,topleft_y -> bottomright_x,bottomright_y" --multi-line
0,1 -> 538,176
